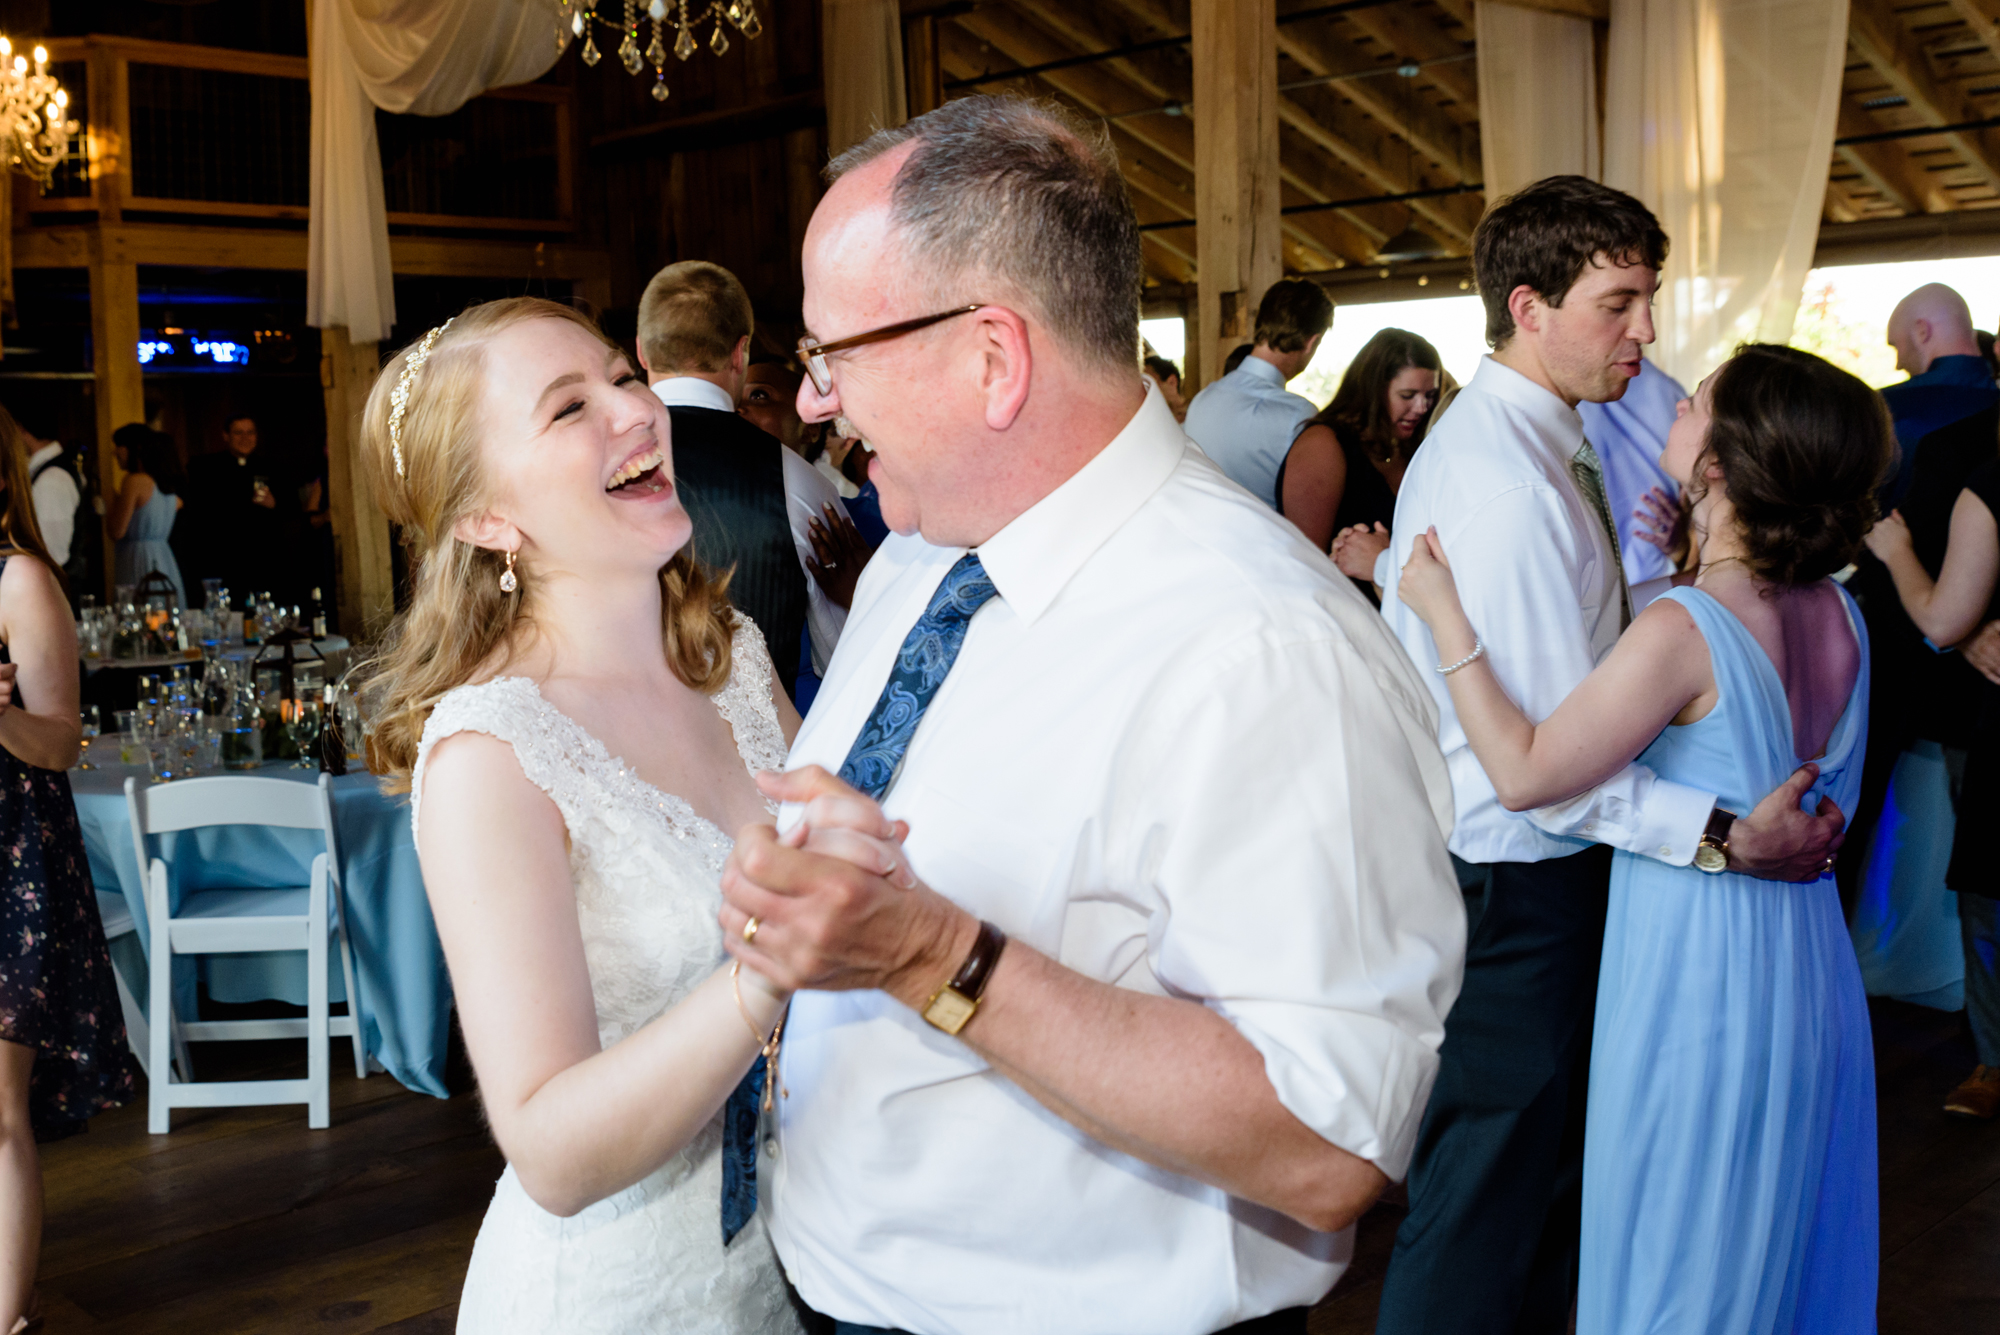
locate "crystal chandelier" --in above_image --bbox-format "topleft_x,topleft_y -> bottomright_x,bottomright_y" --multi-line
552,0 -> 765,103
0,36 -> 76,187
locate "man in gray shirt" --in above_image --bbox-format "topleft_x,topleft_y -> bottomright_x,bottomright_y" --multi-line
1182,278 -> 1331,507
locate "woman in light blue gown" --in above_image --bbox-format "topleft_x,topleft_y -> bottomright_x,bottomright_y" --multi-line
107,424 -> 186,606
1400,343 -> 1892,1334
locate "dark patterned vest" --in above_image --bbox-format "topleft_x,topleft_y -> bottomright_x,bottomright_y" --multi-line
665,406 -> 805,696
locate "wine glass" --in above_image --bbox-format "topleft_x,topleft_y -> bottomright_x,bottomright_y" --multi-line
77,706 -> 100,770
289,700 -> 323,769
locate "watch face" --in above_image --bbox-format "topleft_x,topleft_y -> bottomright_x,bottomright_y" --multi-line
1694,843 -> 1728,873
924,989 -> 978,1035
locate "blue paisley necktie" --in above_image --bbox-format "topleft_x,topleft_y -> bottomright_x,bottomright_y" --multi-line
838,552 -> 999,800
721,554 -> 996,1243
719,1054 -> 764,1245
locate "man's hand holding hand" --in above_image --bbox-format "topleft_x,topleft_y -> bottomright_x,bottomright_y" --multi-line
721,766 -> 977,1008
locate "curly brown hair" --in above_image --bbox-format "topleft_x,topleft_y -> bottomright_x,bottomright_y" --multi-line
357,297 -> 736,793
1694,343 -> 1893,586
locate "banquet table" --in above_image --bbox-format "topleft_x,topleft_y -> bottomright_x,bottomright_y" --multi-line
69,760 -> 451,1098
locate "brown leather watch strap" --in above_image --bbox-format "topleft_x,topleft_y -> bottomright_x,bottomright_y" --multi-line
948,920 -> 1007,1004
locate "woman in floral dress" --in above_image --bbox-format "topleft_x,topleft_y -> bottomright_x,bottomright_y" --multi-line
0,407 -> 134,1333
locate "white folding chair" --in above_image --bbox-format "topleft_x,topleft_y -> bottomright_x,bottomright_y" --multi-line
92,885 -> 188,1082
125,773 -> 368,1133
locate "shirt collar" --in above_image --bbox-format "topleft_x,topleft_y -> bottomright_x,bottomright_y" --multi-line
27,442 -> 61,469
1909,355 -> 1996,390
1235,356 -> 1285,389
1467,355 -> 1588,461
649,376 -> 737,413
974,379 -> 1184,626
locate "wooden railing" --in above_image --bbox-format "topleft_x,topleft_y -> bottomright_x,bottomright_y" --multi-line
31,36 -> 574,233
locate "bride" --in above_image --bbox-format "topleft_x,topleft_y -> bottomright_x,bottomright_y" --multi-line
361,297 -> 805,1332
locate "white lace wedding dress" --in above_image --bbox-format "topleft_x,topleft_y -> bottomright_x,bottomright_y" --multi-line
411,622 -> 803,1335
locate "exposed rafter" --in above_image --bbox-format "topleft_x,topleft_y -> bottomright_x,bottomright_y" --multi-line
1835,98 -> 1950,215
1848,0 -> 2000,196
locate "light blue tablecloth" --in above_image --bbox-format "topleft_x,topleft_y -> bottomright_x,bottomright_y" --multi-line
69,762 -> 451,1098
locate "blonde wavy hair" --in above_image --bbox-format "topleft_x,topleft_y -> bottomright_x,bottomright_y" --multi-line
359,297 -> 735,793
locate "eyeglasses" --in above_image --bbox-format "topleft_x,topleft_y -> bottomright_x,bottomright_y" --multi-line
796,304 -> 984,396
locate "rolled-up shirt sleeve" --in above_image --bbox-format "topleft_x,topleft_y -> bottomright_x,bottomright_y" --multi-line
1118,632 -> 1465,1180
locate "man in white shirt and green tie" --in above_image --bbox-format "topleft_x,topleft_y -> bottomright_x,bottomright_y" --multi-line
1371,176 -> 1851,1335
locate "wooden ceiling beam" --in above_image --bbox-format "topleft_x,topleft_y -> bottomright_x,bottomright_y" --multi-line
1330,4 -> 1481,113
1056,0 -> 1474,250
1823,176 -> 1865,225
1848,0 -> 2000,197
1941,0 -> 2000,69
945,8 -> 1381,265
1836,98 -> 1951,215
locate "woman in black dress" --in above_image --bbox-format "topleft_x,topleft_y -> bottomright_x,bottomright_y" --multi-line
0,407 -> 134,1333
1275,329 -> 1441,597
1864,455 -> 2000,1119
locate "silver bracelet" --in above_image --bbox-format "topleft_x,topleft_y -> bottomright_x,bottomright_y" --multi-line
1438,636 -> 1485,675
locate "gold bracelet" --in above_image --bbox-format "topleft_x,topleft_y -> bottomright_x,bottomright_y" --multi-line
731,958 -> 775,1045
731,960 -> 789,1113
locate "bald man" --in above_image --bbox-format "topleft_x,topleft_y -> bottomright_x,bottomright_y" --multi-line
1881,283 -> 1998,507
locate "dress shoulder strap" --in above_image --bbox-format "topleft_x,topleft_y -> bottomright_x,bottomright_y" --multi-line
713,617 -> 789,777
410,677 -> 599,843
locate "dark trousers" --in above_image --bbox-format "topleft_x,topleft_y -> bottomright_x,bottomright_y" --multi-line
1374,844 -> 1615,1335
828,1310 -> 1306,1335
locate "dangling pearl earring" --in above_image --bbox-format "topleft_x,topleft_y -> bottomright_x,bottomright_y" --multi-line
499,549 -> 518,594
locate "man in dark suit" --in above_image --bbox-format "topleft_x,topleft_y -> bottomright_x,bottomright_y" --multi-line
636,261 -> 808,696
181,414 -> 301,606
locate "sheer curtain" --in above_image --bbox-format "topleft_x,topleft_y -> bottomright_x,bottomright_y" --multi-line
1602,0 -> 1847,384
309,0 -> 561,344
1476,1 -> 1600,204
822,0 -> 907,157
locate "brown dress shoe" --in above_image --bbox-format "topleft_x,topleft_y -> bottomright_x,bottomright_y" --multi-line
1944,1065 -> 2000,1118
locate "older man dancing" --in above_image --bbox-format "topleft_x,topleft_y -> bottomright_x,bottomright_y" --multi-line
716,95 -> 1465,1335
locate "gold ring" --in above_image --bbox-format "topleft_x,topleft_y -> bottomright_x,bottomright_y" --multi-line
742,916 -> 761,944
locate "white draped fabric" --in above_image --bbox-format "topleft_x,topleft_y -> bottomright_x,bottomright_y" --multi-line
822,0 -> 906,157
309,0 -> 561,344
1601,0 -> 1847,385
1476,1 -> 1601,205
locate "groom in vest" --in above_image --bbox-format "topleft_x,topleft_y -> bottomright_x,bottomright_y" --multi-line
1370,177 -> 1851,1334
717,95 -> 1467,1334
638,261 -> 808,696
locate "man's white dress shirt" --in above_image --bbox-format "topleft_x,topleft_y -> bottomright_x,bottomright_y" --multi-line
1379,357 -> 1714,868
1182,356 -> 1320,507
650,377 -> 848,673
28,442 -> 77,567
767,383 -> 1465,1335
1578,358 -> 1686,611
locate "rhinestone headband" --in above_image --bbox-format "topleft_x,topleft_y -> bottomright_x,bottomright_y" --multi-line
388,318 -> 455,480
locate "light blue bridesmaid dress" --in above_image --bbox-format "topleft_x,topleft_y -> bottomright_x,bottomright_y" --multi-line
114,483 -> 185,607
1579,586 -> 1876,1334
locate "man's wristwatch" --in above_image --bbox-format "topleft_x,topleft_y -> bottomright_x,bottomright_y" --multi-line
921,919 -> 1007,1035
1694,806 -> 1737,874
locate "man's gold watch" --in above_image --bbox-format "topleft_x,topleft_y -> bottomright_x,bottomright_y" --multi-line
921,920 -> 1007,1036
1694,806 -> 1737,874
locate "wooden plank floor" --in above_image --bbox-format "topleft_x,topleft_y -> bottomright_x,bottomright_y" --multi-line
32,999 -> 1998,1333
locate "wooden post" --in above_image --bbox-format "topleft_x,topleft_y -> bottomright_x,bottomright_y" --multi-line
904,15 -> 944,119
87,230 -> 140,600
1191,0 -> 1280,392
319,326 -> 394,639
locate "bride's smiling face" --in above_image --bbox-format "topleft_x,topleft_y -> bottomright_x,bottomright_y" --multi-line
466,317 -> 691,580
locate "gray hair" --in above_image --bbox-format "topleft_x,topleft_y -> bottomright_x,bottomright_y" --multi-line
828,95 -> 1143,378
